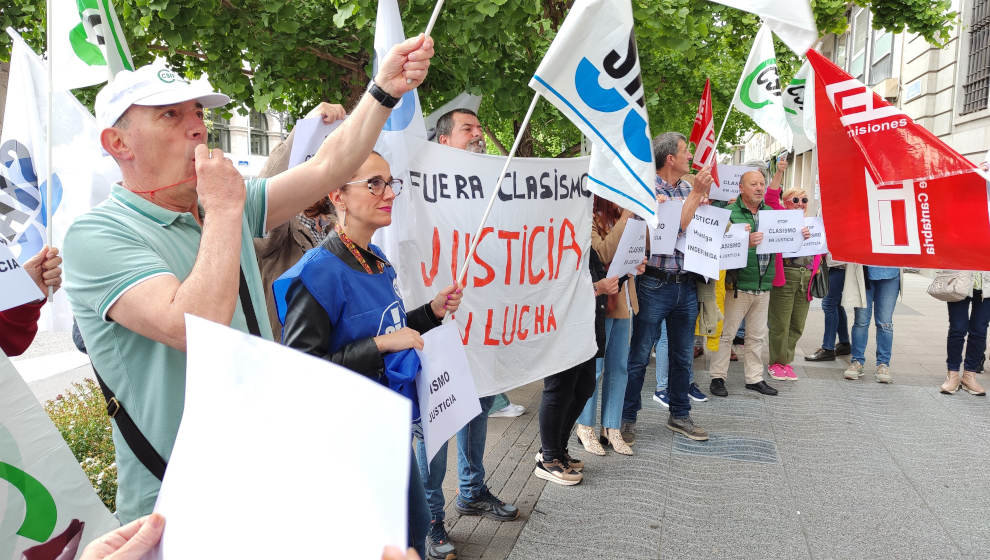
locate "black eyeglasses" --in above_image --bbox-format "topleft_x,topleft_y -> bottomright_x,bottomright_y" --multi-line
791,197 -> 809,204
343,177 -> 403,197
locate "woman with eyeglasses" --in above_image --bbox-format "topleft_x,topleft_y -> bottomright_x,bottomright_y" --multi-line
764,158 -> 822,382
272,151 -> 463,559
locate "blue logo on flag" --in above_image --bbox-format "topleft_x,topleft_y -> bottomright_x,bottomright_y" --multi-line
384,91 -> 416,131
0,139 -> 63,259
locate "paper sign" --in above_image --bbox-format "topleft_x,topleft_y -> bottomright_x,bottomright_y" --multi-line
648,200 -> 684,256
0,242 -> 43,312
683,205 -> 731,280
606,219 -> 647,278
150,316 -> 410,559
783,216 -> 828,258
675,231 -> 686,254
757,209 -> 805,254
1,350 -> 119,560
415,323 -> 482,465
287,116 -> 344,169
720,223 -> 750,270
710,165 -> 758,201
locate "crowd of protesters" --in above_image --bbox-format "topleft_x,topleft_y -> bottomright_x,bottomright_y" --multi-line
3,49 -> 990,560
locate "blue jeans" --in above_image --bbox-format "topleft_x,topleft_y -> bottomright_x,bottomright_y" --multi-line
821,267 -> 849,350
577,317 -> 630,429
407,450 -> 429,558
413,395 -> 495,522
946,293 -> 990,372
624,275 -> 698,420
655,320 -> 697,390
851,277 -> 899,366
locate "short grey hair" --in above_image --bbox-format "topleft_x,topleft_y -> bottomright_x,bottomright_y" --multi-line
434,108 -> 479,142
741,159 -> 767,181
652,132 -> 686,171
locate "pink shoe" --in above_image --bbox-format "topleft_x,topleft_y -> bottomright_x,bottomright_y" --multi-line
782,364 -> 798,380
768,363 -> 788,380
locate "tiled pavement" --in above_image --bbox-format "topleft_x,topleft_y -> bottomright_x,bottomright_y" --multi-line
438,273 -> 990,559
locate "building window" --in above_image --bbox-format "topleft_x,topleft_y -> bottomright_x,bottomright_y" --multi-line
833,33 -> 848,69
963,0 -> 990,114
849,8 -> 869,80
207,113 -> 230,153
869,30 -> 893,85
249,111 -> 269,156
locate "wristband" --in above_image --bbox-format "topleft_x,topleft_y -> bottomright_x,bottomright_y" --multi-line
367,80 -> 400,108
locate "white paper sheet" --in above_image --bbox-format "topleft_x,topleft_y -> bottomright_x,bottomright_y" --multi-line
647,200 -> 684,256
710,165 -> 758,202
0,242 -> 43,312
783,216 -> 828,258
720,223 -> 750,270
606,219 -> 647,279
147,316 -> 411,560
756,209 -> 805,254
415,323 -> 481,465
287,116 -> 344,169
683,205 -> 731,280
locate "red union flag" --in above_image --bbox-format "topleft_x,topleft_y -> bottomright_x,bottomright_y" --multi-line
808,50 -> 990,269
689,78 -> 721,187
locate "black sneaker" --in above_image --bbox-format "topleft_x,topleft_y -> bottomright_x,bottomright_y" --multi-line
732,336 -> 745,346
835,342 -> 852,356
805,347 -> 836,362
454,487 -> 519,521
426,521 -> 457,560
710,378 -> 728,397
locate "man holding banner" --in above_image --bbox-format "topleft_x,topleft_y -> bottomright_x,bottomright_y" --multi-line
63,36 -> 435,526
622,132 -> 712,443
0,246 -> 62,356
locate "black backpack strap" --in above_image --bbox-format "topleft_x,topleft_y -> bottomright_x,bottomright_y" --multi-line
91,266 -> 260,481
93,368 -> 168,481
239,267 -> 262,336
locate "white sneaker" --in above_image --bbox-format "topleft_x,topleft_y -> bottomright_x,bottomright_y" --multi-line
489,403 -> 525,418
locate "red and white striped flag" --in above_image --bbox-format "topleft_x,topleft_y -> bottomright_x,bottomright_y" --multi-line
688,78 -> 721,188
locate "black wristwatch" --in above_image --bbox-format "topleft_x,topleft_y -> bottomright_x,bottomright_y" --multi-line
367,80 -> 400,108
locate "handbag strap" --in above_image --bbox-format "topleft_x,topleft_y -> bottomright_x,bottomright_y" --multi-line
238,267 -> 262,336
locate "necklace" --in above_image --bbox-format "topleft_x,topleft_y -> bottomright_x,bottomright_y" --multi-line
336,226 -> 384,274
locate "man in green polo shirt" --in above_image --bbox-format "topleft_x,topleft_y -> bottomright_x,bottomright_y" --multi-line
63,36 -> 434,524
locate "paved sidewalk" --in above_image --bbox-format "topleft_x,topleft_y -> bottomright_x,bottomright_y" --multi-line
441,273 -> 990,559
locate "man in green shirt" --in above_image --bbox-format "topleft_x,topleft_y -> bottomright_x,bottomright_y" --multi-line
64,36 -> 434,524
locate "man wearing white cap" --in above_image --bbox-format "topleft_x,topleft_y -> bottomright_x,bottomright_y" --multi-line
63,36 -> 434,525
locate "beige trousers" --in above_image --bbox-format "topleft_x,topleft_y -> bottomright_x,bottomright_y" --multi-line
710,291 -> 771,384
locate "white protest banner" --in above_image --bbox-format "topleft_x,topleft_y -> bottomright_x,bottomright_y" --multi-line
708,0 -> 817,55
606,218 -> 646,278
0,242 -> 42,312
287,117 -> 344,169
683,205 -> 731,280
415,323 -> 482,464
720,223 -> 750,270
385,137 -> 595,396
150,316 -> 410,559
757,209 -> 805,254
783,216 -> 827,258
2,31 -> 119,331
1,350 -> 119,559
529,0 -> 659,227
648,200 -> 683,256
710,165 -> 758,202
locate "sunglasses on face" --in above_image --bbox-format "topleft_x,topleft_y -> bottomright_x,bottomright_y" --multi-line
343,177 -> 403,197
791,197 -> 809,204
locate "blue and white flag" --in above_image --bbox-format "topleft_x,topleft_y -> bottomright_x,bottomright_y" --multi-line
51,0 -> 135,90
373,0 -> 427,178
529,0 -> 658,227
0,30 -> 119,330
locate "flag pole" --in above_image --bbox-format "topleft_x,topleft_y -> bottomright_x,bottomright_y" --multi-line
455,92 -> 541,287
45,0 -> 54,300
714,28 -> 762,151
407,0 -> 445,85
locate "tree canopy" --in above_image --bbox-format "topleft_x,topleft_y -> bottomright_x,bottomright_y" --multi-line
2,0 -> 956,156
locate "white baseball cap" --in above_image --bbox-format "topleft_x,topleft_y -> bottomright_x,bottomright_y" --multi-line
95,64 -> 231,130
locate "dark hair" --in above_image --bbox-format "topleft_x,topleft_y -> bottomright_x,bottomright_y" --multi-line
303,196 -> 333,219
593,196 -> 622,235
652,132 -> 686,171
434,108 -> 479,141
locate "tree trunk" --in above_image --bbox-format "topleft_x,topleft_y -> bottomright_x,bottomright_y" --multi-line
514,120 -> 534,157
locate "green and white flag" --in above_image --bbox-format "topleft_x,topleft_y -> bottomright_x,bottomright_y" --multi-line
0,350 -> 119,559
783,59 -> 816,150
52,0 -> 134,90
732,24 -> 792,149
